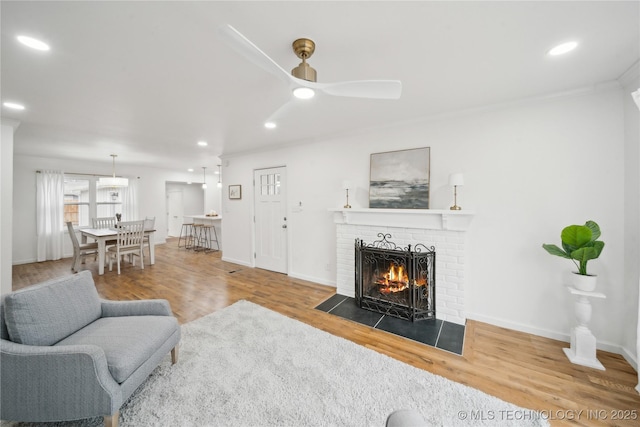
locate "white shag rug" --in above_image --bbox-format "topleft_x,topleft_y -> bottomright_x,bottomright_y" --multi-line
3,300 -> 549,427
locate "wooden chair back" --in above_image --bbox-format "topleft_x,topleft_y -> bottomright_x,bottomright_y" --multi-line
143,216 -> 156,230
115,220 -> 145,249
66,221 -> 80,253
92,216 -> 117,229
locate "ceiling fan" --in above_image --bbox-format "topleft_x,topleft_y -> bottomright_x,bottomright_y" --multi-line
219,25 -> 402,126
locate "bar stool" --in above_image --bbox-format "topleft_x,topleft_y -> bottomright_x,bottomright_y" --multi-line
191,224 -> 205,251
178,223 -> 194,249
199,224 -> 220,252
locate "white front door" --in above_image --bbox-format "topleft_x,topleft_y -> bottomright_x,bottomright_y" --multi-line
254,167 -> 287,273
166,190 -> 184,237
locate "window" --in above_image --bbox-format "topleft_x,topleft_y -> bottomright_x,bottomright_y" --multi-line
96,186 -> 123,218
63,175 -> 124,227
64,178 -> 89,227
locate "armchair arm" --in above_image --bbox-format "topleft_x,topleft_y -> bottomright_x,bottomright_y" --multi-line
0,338 -> 121,422
101,299 -> 172,317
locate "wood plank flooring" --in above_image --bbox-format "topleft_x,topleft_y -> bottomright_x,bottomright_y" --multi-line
11,239 -> 640,426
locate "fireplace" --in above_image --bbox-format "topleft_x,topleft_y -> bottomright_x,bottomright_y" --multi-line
355,234 -> 435,322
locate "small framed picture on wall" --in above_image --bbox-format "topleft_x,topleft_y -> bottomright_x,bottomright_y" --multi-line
229,185 -> 242,200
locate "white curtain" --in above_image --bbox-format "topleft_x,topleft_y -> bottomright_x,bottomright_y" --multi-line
36,170 -> 65,261
121,177 -> 139,221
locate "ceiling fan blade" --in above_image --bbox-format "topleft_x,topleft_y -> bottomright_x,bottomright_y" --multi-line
219,24 -> 292,85
264,100 -> 299,126
312,80 -> 402,100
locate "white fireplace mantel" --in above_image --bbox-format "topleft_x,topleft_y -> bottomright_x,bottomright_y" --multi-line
330,208 -> 475,324
329,208 -> 475,231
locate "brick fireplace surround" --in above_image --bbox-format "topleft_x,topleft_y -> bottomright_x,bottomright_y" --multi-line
331,209 -> 474,325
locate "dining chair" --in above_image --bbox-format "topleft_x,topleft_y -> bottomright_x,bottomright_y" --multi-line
66,221 -> 99,273
106,220 -> 145,274
143,216 -> 156,262
92,216 -> 118,250
92,216 -> 116,229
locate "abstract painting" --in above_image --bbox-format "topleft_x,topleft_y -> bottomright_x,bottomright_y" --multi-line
369,147 -> 430,209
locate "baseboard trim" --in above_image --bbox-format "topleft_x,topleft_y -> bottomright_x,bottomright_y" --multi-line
620,345 -> 639,372
12,257 -> 38,265
221,256 -> 252,268
467,312 -> 627,357
288,272 -> 335,287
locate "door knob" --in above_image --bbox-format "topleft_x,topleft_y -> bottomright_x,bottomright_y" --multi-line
282,224 -> 287,229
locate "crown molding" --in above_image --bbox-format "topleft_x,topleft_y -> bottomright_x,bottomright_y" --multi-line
618,60 -> 640,88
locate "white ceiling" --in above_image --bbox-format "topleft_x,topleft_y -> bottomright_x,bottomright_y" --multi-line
2,1 -> 639,172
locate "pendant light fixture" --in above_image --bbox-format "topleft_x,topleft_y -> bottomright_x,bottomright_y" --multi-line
202,167 -> 207,189
98,154 -> 128,187
217,164 -> 222,188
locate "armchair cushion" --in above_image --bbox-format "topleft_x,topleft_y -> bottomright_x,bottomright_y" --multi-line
55,315 -> 179,383
3,271 -> 101,346
101,299 -> 172,317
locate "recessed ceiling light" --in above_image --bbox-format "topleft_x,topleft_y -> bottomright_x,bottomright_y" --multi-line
187,168 -> 194,172
547,41 -> 578,56
264,122 -> 277,129
197,141 -> 208,146
17,35 -> 50,51
293,87 -> 315,99
3,102 -> 25,110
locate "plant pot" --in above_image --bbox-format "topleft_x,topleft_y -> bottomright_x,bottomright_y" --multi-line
571,272 -> 597,292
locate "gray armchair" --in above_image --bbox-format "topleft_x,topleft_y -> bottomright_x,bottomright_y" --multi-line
0,271 -> 181,427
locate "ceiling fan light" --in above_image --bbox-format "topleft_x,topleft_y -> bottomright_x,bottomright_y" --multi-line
293,87 -> 315,99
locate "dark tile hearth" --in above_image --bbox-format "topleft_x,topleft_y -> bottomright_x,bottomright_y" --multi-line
315,294 -> 465,355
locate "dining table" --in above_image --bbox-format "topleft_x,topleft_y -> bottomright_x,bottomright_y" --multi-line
80,227 -> 156,275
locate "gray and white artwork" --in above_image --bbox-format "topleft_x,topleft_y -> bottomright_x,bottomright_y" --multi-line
369,147 -> 430,209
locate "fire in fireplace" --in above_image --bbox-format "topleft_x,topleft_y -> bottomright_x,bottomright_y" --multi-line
355,234 -> 435,322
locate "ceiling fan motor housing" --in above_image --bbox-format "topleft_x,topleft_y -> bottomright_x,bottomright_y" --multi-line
291,38 -> 317,82
292,62 -> 317,82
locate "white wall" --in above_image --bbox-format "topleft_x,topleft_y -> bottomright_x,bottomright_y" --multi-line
620,64 -> 640,368
1,120 -> 18,295
11,154 -> 219,264
221,84 -> 636,361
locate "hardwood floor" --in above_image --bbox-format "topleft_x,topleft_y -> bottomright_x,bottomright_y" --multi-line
11,239 -> 640,426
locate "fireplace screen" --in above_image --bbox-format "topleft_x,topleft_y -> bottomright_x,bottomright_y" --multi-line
355,234 -> 435,322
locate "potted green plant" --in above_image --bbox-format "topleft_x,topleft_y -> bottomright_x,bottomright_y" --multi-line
542,220 -> 605,291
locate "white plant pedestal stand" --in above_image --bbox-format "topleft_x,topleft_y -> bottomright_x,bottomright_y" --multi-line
563,287 -> 606,370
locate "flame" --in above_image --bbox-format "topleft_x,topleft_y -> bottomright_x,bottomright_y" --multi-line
377,263 -> 409,294
371,262 -> 429,295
